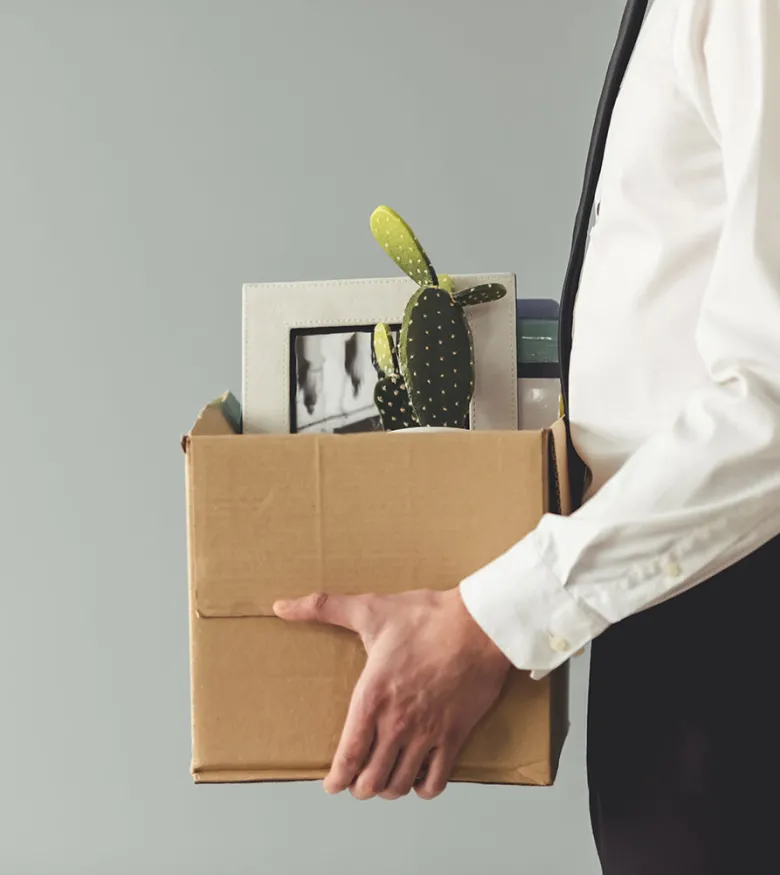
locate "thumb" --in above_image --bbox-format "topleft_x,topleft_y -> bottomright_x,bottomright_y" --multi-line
273,592 -> 365,632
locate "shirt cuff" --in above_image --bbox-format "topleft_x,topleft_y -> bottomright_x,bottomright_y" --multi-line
459,532 -> 609,679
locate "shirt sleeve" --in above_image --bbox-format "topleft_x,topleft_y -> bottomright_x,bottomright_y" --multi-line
460,0 -> 780,680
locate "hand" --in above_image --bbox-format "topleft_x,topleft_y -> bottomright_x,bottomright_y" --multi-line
273,587 -> 511,801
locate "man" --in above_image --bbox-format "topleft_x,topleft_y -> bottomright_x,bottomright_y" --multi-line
275,2 -> 780,871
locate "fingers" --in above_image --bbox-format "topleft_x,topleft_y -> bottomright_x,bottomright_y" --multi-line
379,743 -> 432,800
273,592 -> 367,632
414,746 -> 456,801
350,736 -> 402,801
323,676 -> 378,794
325,677 -> 433,801
326,686 -> 458,801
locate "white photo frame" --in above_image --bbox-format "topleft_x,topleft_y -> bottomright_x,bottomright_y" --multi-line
242,274 -> 518,434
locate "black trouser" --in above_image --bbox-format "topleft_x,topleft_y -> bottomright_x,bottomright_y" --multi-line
587,535 -> 780,874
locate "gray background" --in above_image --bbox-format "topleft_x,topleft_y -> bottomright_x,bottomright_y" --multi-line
0,1 -> 624,872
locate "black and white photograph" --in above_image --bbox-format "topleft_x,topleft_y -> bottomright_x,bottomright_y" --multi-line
291,327 -> 397,434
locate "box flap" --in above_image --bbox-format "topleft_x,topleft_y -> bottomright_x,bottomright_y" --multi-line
182,392 -> 242,453
187,430 -> 548,618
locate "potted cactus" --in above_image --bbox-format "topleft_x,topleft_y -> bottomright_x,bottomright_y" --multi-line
369,205 -> 507,431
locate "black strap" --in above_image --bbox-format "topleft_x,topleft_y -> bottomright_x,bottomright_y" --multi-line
558,0 -> 649,508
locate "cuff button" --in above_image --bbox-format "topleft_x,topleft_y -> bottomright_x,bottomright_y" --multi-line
663,560 -> 682,579
549,634 -> 570,653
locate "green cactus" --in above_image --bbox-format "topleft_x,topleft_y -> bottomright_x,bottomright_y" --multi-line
399,286 -> 473,428
371,323 -> 418,430
372,323 -> 397,378
374,375 -> 418,430
369,205 -> 507,429
370,205 -> 438,288
438,274 -> 454,294
453,282 -> 506,307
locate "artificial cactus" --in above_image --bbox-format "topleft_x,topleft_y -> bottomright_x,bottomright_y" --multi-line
369,207 -> 438,288
369,205 -> 507,429
438,274 -> 454,294
398,287 -> 473,428
372,323 -> 418,430
372,321 -> 397,378
453,282 -> 506,307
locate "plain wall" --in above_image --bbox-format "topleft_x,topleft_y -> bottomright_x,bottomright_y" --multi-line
0,1 -> 625,872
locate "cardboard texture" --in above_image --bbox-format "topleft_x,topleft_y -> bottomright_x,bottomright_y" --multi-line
183,395 -> 571,786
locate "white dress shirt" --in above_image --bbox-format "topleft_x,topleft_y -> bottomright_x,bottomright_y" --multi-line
461,0 -> 780,679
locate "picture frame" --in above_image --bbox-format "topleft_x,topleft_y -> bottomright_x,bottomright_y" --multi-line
242,274 -> 518,434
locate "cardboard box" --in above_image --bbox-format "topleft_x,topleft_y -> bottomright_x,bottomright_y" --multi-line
183,396 -> 572,786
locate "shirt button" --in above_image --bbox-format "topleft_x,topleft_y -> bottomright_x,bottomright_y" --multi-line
663,560 -> 682,579
549,634 -> 570,653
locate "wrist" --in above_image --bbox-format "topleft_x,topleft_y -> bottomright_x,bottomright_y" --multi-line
451,587 -> 512,672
